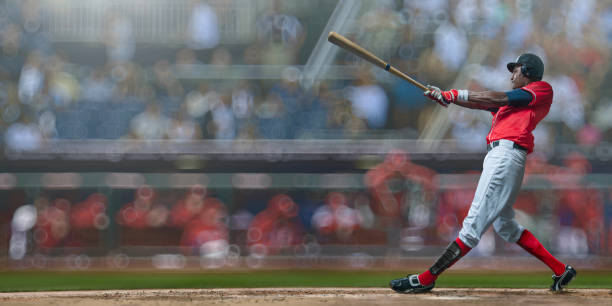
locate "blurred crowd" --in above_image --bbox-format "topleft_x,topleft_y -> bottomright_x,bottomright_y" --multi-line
5,150 -> 612,263
0,0 -> 611,153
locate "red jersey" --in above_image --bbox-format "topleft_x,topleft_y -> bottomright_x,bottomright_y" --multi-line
486,81 -> 553,153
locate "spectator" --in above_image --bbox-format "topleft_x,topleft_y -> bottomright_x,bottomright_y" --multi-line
110,62 -> 146,101
4,114 -> 42,151
210,47 -> 232,66
0,23 -> 26,79
81,68 -> 114,103
187,0 -> 220,50
433,19 -> 468,71
247,194 -> 304,256
17,51 -> 45,106
168,107 -> 203,141
365,150 -> 437,246
152,59 -> 184,101
129,102 -> 170,140
311,192 -> 363,243
231,81 -> 257,138
115,186 -> 168,229
9,204 -> 37,260
358,0 -> 401,58
256,92 -> 286,139
435,171 -> 476,242
37,110 -> 57,139
547,74 -> 585,132
169,185 -> 208,228
47,53 -> 80,108
271,66 -> 303,115
556,153 -> 603,255
104,12 -> 135,64
344,70 -> 388,129
449,110 -> 490,153
211,93 -> 236,140
365,150 -> 437,220
504,2 -> 533,51
70,193 -> 108,230
34,198 -> 71,250
389,58 -> 428,133
179,195 -> 228,257
256,0 -> 305,65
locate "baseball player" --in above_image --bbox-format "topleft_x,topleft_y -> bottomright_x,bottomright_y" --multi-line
390,53 -> 576,293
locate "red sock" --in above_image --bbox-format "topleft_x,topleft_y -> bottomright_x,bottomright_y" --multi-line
517,229 -> 565,276
418,269 -> 436,286
418,237 -> 471,285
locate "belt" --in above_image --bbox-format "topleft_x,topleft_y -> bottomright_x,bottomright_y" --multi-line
487,140 -> 527,152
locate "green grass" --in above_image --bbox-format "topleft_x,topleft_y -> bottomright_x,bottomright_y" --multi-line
0,269 -> 610,292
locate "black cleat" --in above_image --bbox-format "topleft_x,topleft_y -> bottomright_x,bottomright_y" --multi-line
550,265 -> 577,292
389,274 -> 434,294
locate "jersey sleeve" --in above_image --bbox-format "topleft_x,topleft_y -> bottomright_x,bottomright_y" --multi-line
521,86 -> 537,106
522,82 -> 553,107
505,89 -> 533,107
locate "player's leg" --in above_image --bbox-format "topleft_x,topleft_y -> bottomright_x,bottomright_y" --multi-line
493,185 -> 576,290
492,204 -> 565,275
415,149 -> 517,286
415,237 -> 471,285
495,215 -> 577,291
390,145 -> 523,293
458,147 -> 526,247
389,236 -> 470,293
516,228 -> 576,290
516,229 -> 566,272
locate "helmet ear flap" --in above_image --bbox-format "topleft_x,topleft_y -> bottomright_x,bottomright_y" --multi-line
521,65 -> 530,78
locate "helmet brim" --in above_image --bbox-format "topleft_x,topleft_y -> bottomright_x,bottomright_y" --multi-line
507,62 -> 519,73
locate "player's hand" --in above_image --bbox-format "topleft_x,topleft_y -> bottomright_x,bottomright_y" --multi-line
424,85 -> 449,107
424,85 -> 459,107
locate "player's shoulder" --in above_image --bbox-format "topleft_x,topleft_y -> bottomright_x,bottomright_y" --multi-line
523,81 -> 552,92
522,81 -> 553,102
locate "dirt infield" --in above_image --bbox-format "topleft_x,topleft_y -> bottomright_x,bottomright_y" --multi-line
0,288 -> 610,306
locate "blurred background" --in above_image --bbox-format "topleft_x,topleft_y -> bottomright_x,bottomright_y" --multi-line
1,0 -> 611,270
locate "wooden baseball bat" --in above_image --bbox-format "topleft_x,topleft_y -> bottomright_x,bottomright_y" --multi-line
327,31 -> 428,91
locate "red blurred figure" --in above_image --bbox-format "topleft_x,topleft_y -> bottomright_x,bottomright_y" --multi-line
169,185 -> 207,227
70,193 -> 109,230
180,197 -> 229,255
115,185 -> 168,228
34,198 -> 71,249
435,171 -> 477,242
511,154 -> 562,217
556,152 -> 604,254
247,194 -> 303,256
562,152 -> 592,176
365,149 -> 437,220
524,153 -> 565,179
312,192 -> 362,243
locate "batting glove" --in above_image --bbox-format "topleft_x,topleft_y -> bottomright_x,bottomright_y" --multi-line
424,85 -> 452,107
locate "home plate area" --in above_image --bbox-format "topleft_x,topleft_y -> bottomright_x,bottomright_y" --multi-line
1,288 -> 610,306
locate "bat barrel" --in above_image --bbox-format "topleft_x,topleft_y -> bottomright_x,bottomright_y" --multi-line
327,32 -> 427,91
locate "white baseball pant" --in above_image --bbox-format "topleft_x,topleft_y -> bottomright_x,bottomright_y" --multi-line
458,139 -> 527,248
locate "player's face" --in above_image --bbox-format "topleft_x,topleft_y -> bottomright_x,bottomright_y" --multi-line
510,65 -> 529,89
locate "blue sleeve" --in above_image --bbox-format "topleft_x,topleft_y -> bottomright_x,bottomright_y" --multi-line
505,89 -> 533,107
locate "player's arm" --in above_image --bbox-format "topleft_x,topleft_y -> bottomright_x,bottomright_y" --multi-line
454,91 -> 508,109
425,86 -> 532,110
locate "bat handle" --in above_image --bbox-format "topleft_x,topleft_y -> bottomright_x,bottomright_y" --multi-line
387,66 -> 429,91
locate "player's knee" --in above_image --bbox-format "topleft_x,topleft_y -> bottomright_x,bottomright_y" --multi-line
493,220 -> 523,243
458,232 -> 479,248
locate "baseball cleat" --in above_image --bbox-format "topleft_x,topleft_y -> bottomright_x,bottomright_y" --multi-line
550,265 -> 577,292
389,274 -> 434,293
